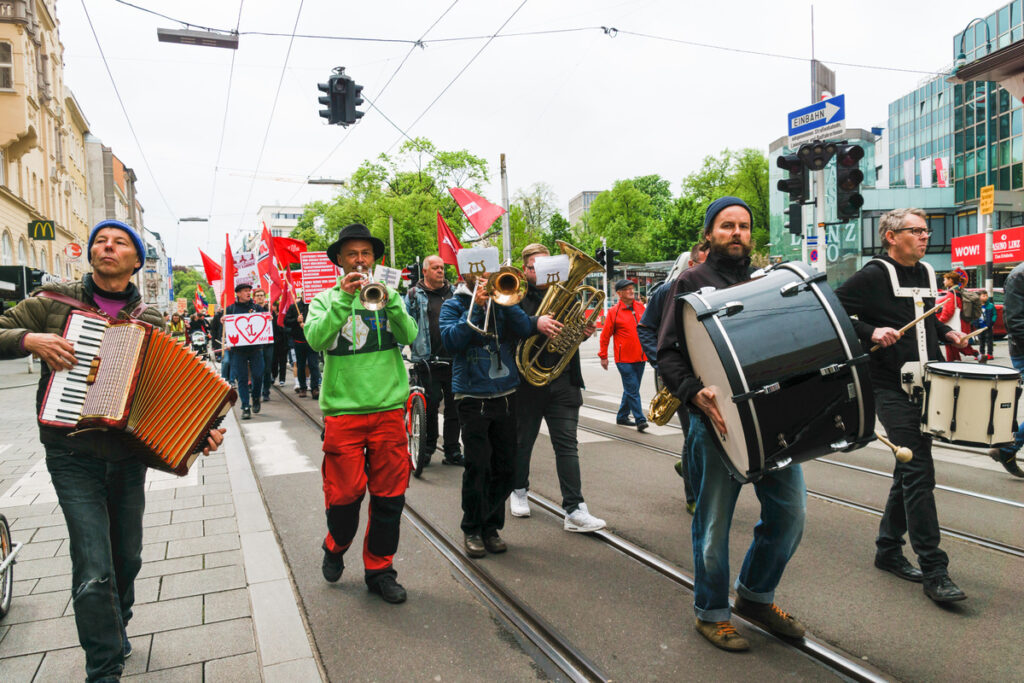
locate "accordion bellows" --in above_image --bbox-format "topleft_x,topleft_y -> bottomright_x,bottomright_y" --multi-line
40,311 -> 237,475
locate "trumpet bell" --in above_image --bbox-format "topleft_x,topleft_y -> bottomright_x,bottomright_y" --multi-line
360,282 -> 388,311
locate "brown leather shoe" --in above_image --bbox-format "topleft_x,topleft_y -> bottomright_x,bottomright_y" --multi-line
733,597 -> 805,639
695,619 -> 749,651
298,388 -> 307,398
483,533 -> 507,554
464,534 -> 486,558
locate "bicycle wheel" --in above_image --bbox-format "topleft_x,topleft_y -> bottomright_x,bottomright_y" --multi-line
0,514 -> 13,619
408,392 -> 428,478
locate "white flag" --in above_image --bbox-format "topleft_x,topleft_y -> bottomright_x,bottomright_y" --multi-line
919,158 -> 932,188
903,159 -> 916,189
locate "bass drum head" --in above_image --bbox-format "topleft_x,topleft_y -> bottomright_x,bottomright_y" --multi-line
682,301 -> 757,482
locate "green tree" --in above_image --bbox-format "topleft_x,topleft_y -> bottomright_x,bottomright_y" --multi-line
171,266 -> 214,314
678,148 -> 770,252
513,182 -> 557,237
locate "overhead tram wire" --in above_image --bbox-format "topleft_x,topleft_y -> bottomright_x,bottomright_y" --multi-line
286,0 -> 462,206
206,0 -> 245,253
385,0 -> 530,154
235,0 -> 304,235
80,0 -> 177,220
110,1 -> 944,77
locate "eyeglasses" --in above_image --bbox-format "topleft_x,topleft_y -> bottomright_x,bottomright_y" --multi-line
891,227 -> 931,236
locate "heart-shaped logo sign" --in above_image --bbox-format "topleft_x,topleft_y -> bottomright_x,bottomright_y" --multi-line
234,313 -> 269,344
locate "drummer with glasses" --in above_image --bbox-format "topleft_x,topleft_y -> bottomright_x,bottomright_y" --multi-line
836,208 -> 969,604
657,196 -> 807,652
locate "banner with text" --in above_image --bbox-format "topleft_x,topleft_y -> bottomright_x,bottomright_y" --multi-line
951,226 -> 1024,267
299,252 -> 341,303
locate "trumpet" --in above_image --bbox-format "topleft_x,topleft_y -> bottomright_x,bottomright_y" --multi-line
466,266 -> 527,336
357,266 -> 388,311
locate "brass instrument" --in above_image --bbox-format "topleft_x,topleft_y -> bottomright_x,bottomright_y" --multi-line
516,241 -> 606,387
647,385 -> 681,426
357,266 -> 387,311
466,266 -> 527,336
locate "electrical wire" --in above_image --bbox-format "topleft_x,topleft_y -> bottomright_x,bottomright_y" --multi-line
285,0 -> 462,205
206,0 -> 245,252
112,0 -> 945,77
80,0 -> 177,218
235,0 -> 304,234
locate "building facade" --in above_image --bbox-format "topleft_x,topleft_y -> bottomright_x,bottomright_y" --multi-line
0,0 -> 90,281
257,204 -> 304,238
567,191 -> 600,226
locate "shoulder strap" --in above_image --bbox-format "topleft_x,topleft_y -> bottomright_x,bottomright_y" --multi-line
34,290 -> 108,318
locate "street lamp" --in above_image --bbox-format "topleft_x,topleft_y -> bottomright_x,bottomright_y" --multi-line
953,18 -> 992,74
173,217 -> 209,265
157,28 -> 239,50
307,178 -> 348,185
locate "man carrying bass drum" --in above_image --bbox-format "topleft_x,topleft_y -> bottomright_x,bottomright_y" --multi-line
657,196 -> 807,652
836,208 -> 969,604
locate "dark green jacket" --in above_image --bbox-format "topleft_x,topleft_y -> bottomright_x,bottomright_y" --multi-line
0,275 -> 165,460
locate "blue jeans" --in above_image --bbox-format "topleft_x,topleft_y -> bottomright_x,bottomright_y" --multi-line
260,345 -> 274,397
686,415 -> 806,622
220,349 -> 232,381
615,361 -> 646,422
45,447 -> 147,683
231,346 -> 265,409
1002,355 -> 1024,457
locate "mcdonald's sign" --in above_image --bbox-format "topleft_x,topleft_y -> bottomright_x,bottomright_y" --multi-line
28,220 -> 55,240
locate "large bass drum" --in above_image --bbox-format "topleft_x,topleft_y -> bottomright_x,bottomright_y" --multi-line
679,261 -> 874,483
921,361 -> 1021,447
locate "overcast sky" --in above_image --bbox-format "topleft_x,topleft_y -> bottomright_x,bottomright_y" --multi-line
57,0 -> 985,264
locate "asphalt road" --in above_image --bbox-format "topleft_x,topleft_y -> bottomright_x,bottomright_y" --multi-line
237,337 -> 1024,681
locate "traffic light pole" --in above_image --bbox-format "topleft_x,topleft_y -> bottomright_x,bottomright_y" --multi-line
814,168 -> 827,276
601,236 -> 609,311
984,212 -> 994,294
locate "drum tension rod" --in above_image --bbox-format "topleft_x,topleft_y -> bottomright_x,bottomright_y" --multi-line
697,301 -> 744,320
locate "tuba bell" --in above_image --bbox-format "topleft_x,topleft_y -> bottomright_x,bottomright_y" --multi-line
647,385 -> 681,426
516,241 -> 606,387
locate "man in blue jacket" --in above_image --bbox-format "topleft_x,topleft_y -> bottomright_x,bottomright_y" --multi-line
440,271 -> 533,557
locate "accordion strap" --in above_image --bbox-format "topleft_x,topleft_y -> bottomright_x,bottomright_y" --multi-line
35,290 -> 149,322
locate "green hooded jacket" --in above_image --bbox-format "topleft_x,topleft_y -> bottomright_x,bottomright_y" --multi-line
304,279 -> 418,416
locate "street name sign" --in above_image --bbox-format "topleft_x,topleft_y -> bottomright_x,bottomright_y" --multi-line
787,94 -> 846,146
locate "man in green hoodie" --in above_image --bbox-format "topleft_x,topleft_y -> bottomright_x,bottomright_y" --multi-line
304,223 -> 419,604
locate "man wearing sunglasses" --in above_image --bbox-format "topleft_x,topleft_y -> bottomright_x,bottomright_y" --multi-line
836,208 -> 969,604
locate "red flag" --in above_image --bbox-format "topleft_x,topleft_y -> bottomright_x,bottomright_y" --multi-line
198,249 -> 222,285
276,275 -> 295,327
259,224 -> 285,305
273,236 -> 307,267
449,187 -> 506,236
437,212 -> 462,268
221,235 -> 235,310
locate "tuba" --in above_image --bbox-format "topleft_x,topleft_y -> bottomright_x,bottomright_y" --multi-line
516,241 -> 606,387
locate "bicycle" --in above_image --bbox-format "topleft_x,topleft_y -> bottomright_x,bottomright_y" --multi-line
405,372 -> 428,479
0,513 -> 21,619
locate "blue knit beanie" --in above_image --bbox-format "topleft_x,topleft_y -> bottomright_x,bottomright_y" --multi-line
703,196 -> 752,235
88,220 -> 146,274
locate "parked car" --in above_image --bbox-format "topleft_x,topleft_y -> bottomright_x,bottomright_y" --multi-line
937,287 -> 1005,339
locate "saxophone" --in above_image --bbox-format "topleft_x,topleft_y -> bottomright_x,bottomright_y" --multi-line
516,241 -> 605,387
647,386 -> 681,426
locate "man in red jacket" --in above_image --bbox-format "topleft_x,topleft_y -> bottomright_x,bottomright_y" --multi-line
599,279 -> 648,431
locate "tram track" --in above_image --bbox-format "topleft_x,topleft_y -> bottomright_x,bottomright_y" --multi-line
581,400 -> 1024,511
574,414 -> 1024,560
269,383 -> 892,682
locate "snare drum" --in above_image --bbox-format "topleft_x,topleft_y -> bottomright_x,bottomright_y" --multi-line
921,361 -> 1021,447
680,261 -> 874,483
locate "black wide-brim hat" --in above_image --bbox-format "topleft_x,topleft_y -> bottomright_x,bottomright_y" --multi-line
326,223 -> 386,267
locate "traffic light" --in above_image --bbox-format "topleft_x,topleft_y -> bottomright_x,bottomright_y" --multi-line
835,143 -> 865,220
605,248 -> 620,281
594,247 -> 606,267
798,140 -> 837,171
776,153 -> 808,203
345,80 -> 365,125
317,75 -> 344,125
406,261 -> 422,285
784,202 -> 803,236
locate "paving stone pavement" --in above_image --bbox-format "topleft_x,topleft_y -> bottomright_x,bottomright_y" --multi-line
0,359 -> 322,681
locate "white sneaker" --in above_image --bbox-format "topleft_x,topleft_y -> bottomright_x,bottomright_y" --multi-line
564,503 -> 605,533
509,488 -> 531,517
278,380 -> 285,386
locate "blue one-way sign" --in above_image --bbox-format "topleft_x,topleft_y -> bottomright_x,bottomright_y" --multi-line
787,94 -> 846,146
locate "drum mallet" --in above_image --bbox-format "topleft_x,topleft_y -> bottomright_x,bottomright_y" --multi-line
875,432 -> 913,463
869,301 -> 944,352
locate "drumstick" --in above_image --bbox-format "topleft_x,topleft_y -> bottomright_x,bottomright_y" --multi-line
869,301 -> 945,352
961,326 -> 986,342
875,432 -> 913,463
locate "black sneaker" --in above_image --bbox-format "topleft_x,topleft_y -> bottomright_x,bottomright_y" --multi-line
242,408 -> 252,420
615,418 -> 636,426
733,596 -> 806,639
368,575 -> 407,603
636,420 -> 649,433
442,452 -> 465,466
262,394 -> 271,402
322,544 -> 343,582
311,389 -> 320,399
923,574 -> 966,603
252,397 -> 261,414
